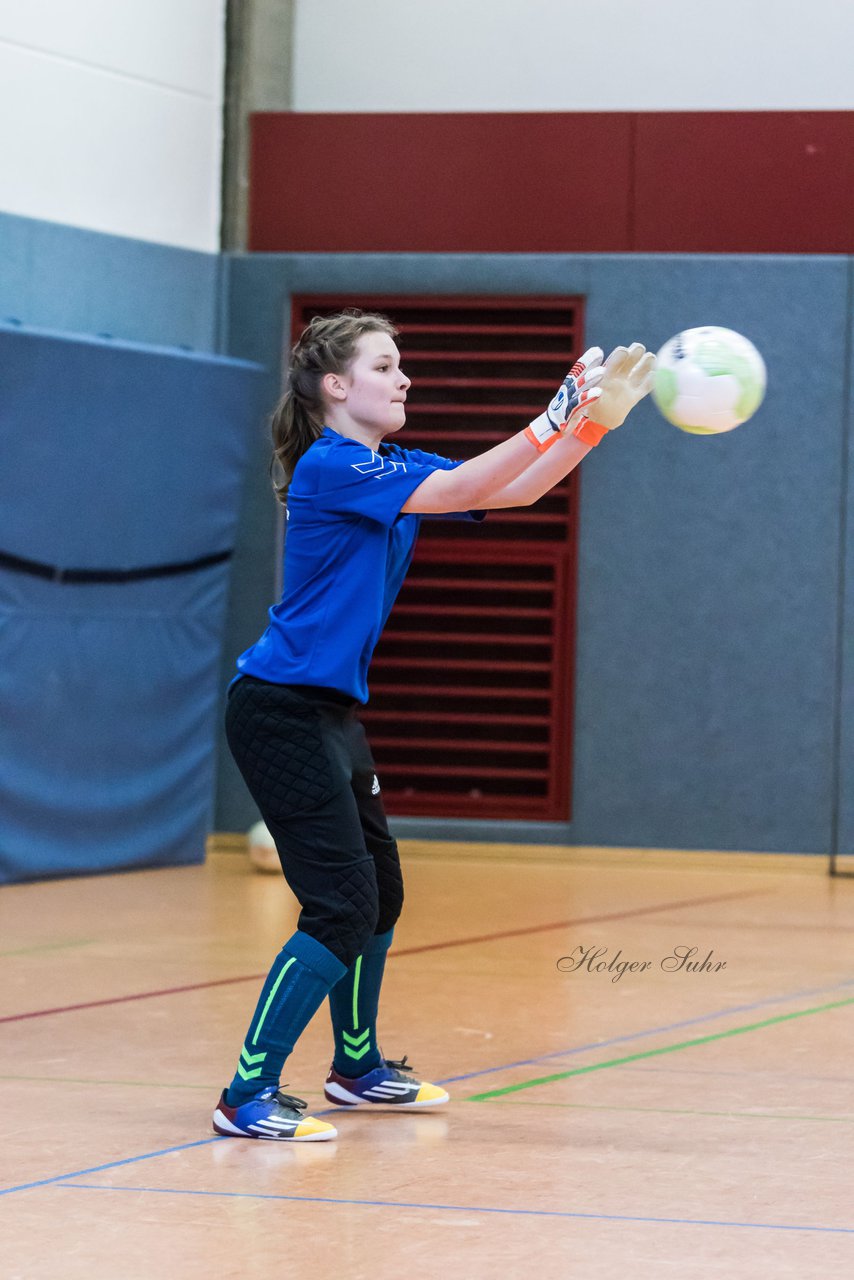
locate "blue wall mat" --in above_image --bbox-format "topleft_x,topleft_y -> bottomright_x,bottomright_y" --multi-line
0,571 -> 229,882
0,323 -> 262,882
0,211 -> 221,351
220,254 -> 849,857
835,261 -> 854,859
0,324 -> 255,567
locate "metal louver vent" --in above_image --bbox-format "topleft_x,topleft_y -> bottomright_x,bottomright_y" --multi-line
291,296 -> 583,821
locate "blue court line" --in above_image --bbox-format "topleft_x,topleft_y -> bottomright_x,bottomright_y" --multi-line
0,1138 -> 222,1198
440,974 -> 854,1086
5,973 -> 854,1200
58,1183 -> 854,1235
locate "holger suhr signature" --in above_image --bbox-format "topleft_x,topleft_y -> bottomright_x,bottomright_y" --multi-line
557,945 -> 726,983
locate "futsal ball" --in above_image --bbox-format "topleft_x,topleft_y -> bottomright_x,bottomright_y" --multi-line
247,820 -> 279,874
652,327 -> 766,435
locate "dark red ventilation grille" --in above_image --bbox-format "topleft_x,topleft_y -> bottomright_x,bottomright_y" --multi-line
291,296 -> 583,821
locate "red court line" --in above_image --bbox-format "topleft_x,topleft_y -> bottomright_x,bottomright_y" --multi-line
393,890 -> 763,956
0,889 -> 761,1025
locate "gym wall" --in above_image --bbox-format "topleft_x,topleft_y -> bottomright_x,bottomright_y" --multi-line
0,3 -> 256,882
0,0 -> 225,251
5,0 -> 854,863
292,0 -> 854,113
221,251 -> 854,858
219,0 -> 854,855
255,0 -> 854,256
0,211 -> 222,350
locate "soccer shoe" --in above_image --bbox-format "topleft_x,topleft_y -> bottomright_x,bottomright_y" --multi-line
212,1086 -> 337,1141
323,1055 -> 450,1109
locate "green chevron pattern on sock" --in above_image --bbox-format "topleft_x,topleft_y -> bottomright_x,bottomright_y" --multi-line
226,930 -> 346,1107
342,1027 -> 372,1061
329,928 -> 394,1077
236,1044 -> 267,1081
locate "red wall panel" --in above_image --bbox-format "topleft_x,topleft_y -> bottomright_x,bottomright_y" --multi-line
250,111 -> 854,254
249,112 -> 633,252
633,112 -> 854,253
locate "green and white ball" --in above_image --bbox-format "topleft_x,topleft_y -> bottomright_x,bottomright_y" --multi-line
652,327 -> 766,435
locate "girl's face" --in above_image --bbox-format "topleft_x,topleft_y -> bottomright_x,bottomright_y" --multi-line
330,331 -> 411,437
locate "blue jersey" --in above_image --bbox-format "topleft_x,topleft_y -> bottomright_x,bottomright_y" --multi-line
235,427 -> 483,703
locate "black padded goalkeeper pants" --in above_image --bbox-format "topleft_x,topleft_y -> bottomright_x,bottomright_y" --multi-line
225,675 -> 404,968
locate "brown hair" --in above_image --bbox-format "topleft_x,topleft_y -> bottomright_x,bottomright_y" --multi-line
270,308 -> 399,502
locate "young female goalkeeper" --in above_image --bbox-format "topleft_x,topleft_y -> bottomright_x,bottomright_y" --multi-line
214,309 -> 654,1140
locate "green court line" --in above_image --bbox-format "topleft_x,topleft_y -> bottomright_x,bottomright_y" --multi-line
468,994 -> 854,1101
5,1073 -> 847,1124
486,1098 -> 854,1123
0,939 -> 95,958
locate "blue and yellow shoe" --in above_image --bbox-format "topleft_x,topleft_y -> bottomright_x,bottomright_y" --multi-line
212,1086 -> 337,1141
324,1055 -> 450,1109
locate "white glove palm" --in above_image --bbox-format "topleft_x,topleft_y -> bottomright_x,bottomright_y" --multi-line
571,343 -> 656,446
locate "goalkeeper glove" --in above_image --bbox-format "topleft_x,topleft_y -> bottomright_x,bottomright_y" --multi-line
571,343 -> 656,447
525,347 -> 604,454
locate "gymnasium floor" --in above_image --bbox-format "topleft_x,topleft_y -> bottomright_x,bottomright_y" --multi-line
2,843 -> 853,1279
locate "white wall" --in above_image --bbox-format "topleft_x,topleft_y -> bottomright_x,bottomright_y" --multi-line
293,0 -> 854,112
0,0 -> 225,250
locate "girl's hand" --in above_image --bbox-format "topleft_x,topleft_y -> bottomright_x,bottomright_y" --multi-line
524,347 -> 604,453
571,343 -> 656,447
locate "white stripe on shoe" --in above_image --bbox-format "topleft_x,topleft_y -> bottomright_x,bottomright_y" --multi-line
212,1109 -> 248,1136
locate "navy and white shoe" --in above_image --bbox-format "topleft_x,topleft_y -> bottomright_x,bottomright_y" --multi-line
212,1086 -> 337,1141
324,1056 -> 449,1109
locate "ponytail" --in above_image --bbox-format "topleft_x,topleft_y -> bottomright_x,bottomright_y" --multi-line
270,309 -> 399,504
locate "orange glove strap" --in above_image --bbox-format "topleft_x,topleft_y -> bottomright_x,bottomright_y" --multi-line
523,424 -> 563,454
572,417 -> 608,447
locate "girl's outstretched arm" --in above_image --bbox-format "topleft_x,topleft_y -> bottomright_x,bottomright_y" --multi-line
402,344 -> 654,514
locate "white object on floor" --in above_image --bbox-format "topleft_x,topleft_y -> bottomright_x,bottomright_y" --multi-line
247,820 -> 279,874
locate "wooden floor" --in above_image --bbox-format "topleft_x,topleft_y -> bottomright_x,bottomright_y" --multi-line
2,842 -> 854,1278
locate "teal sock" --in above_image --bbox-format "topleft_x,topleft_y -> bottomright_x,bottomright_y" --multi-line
226,930 -> 346,1107
328,927 -> 393,1078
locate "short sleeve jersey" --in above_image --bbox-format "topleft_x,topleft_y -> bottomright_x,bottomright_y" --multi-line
235,427 -> 483,703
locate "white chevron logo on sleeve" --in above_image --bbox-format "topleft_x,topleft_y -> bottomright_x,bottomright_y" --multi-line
351,451 -> 407,477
